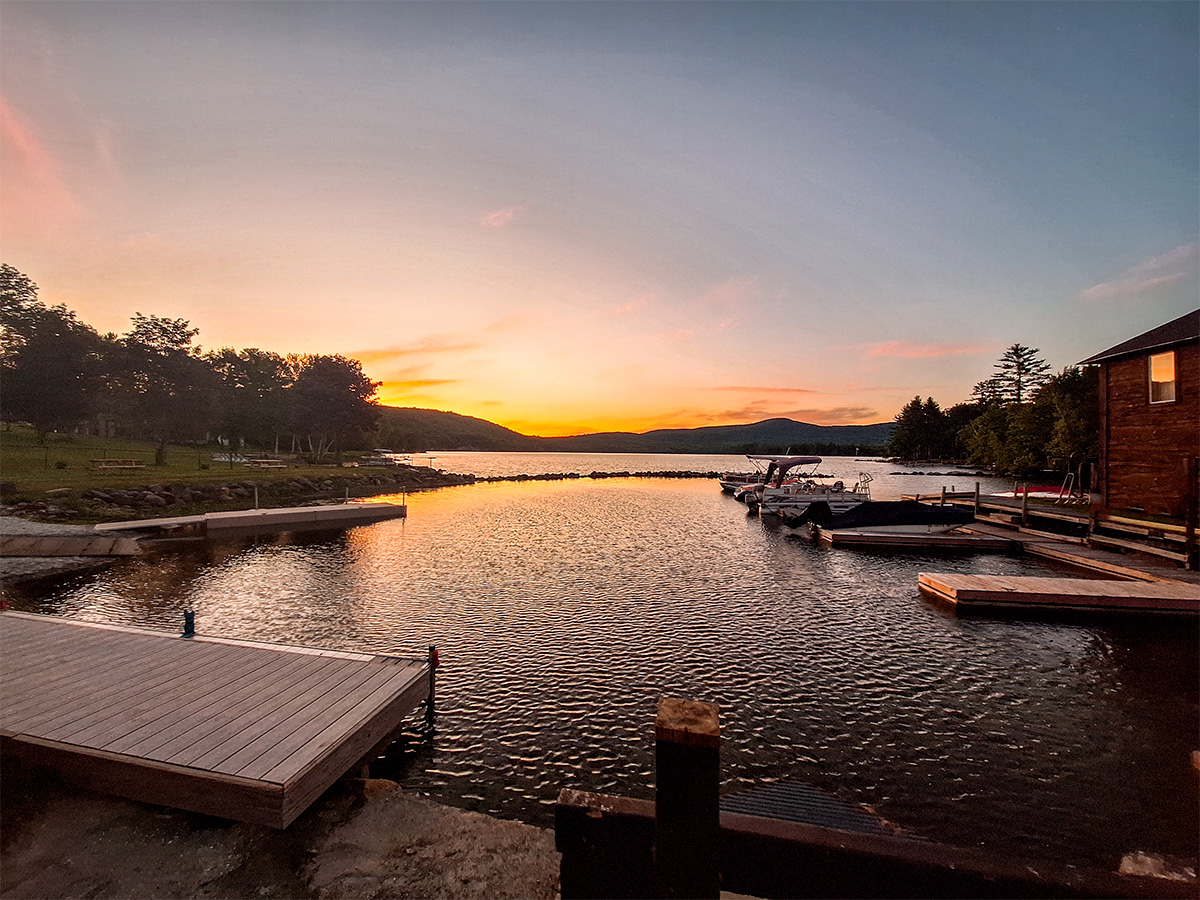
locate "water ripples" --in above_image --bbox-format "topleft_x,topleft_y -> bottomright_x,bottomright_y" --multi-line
8,471 -> 1197,871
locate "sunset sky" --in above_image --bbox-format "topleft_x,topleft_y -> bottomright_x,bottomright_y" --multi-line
2,2 -> 1196,437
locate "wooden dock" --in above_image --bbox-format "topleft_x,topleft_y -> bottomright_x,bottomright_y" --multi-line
918,573 -> 1199,615
813,528 -> 1015,552
0,534 -> 141,557
0,611 -> 431,828
93,501 -> 407,537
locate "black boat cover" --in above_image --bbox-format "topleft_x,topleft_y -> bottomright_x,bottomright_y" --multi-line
781,500 -> 974,530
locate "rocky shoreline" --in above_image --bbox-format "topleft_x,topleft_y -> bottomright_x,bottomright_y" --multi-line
1,466 -> 720,523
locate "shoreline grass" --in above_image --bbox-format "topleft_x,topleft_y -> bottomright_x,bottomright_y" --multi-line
0,426 -> 368,495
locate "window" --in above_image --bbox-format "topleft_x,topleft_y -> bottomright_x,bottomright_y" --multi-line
1149,351 -> 1176,404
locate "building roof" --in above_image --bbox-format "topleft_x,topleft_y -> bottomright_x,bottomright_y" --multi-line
1079,309 -> 1200,365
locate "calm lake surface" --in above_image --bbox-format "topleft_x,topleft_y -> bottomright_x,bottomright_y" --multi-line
7,455 -> 1198,871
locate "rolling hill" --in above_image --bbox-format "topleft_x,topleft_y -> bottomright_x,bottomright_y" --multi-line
374,407 -> 893,455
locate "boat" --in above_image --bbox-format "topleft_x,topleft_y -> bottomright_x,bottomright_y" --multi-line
742,457 -> 873,516
779,499 -> 974,533
718,454 -> 787,493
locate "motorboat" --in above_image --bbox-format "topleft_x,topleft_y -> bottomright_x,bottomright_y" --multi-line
742,457 -> 872,516
719,454 -> 787,493
779,499 -> 974,533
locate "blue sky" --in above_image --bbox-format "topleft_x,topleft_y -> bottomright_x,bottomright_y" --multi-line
3,1 -> 1196,435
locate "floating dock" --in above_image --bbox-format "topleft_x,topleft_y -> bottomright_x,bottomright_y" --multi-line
0,534 -> 141,557
0,611 -> 431,828
918,573 -> 1199,615
93,501 -> 407,537
812,527 -> 1015,552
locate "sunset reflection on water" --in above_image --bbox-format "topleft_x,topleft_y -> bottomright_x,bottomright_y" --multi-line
9,468 -> 1198,872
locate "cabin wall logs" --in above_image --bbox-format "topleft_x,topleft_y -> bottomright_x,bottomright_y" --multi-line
1099,342 -> 1199,518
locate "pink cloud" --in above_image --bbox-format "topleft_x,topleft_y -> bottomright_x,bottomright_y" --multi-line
0,93 -> 80,230
1077,244 -> 1199,302
479,206 -> 523,229
711,385 -> 821,395
855,341 -> 993,359
352,336 -> 481,364
696,277 -> 759,311
611,294 -> 654,316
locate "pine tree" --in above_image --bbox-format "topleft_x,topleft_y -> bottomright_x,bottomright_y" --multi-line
991,344 -> 1051,404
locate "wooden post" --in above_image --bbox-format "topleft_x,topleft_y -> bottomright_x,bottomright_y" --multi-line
974,482 -> 980,516
1185,457 -> 1198,571
655,697 -> 720,899
425,645 -> 438,731
940,486 -> 946,506
1020,485 -> 1028,527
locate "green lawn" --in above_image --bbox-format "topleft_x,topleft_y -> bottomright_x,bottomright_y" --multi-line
0,426 -> 351,497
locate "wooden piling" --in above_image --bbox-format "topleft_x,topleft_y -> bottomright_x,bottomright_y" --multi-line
425,645 -> 438,731
974,482 -> 981,516
1185,457 -> 1197,571
655,697 -> 720,899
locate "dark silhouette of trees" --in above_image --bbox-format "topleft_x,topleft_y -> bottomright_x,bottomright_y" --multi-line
207,347 -> 290,454
1,264 -> 387,464
289,355 -> 380,463
889,344 -> 1096,475
985,343 -> 1051,404
114,314 -> 219,464
1,266 -> 106,438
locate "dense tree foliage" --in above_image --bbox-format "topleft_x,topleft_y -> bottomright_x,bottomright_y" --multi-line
0,264 -> 381,460
289,355 -> 380,462
887,344 -> 1097,476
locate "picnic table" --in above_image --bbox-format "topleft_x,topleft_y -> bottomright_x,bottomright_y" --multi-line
89,458 -> 145,470
244,458 -> 287,469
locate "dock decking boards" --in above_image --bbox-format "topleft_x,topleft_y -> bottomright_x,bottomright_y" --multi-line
918,573 -> 1199,614
0,611 -> 430,828
813,528 -> 1015,552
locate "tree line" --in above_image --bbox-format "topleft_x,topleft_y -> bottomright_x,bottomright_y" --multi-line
884,343 -> 1099,476
1,264 -> 380,463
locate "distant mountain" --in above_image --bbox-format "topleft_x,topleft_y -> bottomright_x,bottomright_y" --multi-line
374,407 -> 542,452
374,407 -> 893,455
544,418 -> 893,453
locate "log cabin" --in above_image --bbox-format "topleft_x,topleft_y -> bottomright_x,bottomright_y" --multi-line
1079,309 -> 1199,528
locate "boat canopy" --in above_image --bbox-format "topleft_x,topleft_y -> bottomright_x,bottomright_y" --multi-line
762,456 -> 822,486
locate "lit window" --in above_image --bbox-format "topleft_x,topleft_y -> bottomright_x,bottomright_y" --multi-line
1149,351 -> 1176,404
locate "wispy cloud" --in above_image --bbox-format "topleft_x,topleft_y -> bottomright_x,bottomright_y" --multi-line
479,206 -> 523,229
697,277 -> 759,309
853,341 -> 993,359
0,93 -> 80,229
695,277 -> 759,331
352,336 -> 482,364
710,385 -> 821,395
1076,244 -> 1199,302
610,294 -> 654,316
385,377 -> 460,389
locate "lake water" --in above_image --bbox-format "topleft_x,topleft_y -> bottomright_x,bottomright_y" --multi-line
6,455 -> 1197,871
